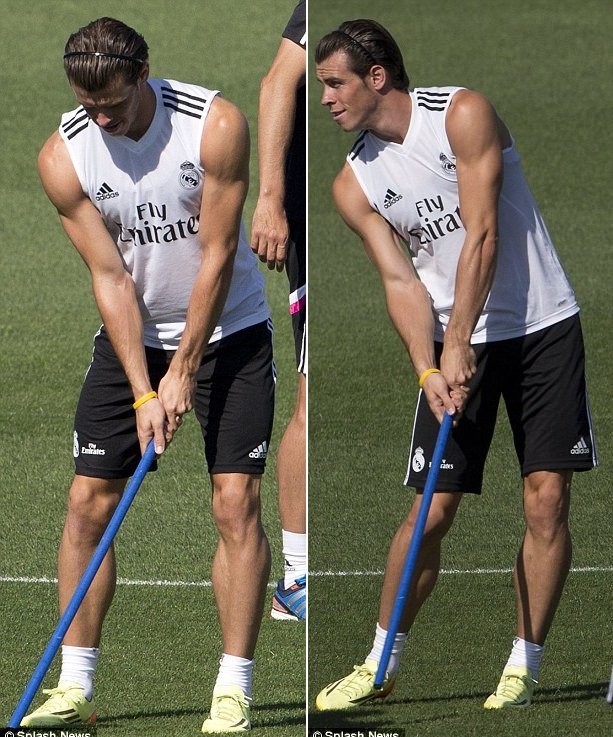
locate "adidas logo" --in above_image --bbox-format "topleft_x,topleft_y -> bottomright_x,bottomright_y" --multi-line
95,182 -> 119,201
570,437 -> 590,455
249,441 -> 268,459
383,188 -> 403,209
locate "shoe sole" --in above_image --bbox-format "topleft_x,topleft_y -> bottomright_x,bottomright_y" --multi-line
315,679 -> 395,711
201,722 -> 250,733
21,711 -> 97,727
270,595 -> 306,621
271,607 -> 303,621
483,699 -> 531,710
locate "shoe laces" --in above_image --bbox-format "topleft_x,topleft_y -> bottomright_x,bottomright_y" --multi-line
211,692 -> 248,721
40,686 -> 78,710
497,671 -> 530,698
337,663 -> 377,698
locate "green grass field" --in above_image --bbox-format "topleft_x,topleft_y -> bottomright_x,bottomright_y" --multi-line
0,1 -> 304,735
2,1 -> 613,736
308,1 -> 613,736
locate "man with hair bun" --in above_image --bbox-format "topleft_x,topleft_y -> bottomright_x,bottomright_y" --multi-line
314,18 -> 597,713
25,16 -> 275,733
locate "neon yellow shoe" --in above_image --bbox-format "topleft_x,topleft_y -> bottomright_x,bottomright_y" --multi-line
483,665 -> 536,709
21,682 -> 96,726
201,685 -> 251,733
315,659 -> 396,711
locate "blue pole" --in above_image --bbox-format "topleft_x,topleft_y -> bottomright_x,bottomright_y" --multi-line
8,440 -> 157,728
374,412 -> 453,689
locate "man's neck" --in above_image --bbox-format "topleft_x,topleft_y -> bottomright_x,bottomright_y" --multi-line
127,81 -> 156,141
368,89 -> 412,144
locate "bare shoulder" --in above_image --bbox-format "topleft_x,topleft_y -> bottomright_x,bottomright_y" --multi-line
332,163 -> 371,228
332,163 -> 393,246
332,162 -> 366,208
447,89 -> 498,131
37,130 -> 83,211
205,95 -> 249,143
201,95 -> 249,176
447,89 -> 510,152
38,130 -> 68,175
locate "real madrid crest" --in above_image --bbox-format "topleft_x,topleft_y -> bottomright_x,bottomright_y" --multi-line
439,152 -> 456,174
412,446 -> 426,473
179,161 -> 201,189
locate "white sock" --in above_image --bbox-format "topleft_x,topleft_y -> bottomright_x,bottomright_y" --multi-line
366,622 -> 409,678
506,636 -> 543,681
59,645 -> 99,700
282,530 -> 307,588
214,654 -> 254,698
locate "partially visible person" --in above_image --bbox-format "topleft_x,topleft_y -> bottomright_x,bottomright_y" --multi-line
251,0 -> 306,622
24,17 -> 275,733
313,18 -> 597,712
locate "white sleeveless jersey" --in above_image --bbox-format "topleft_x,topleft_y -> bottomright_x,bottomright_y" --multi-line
347,86 -> 578,343
59,78 -> 269,350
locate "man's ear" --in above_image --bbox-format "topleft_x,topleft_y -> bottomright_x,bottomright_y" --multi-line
369,64 -> 388,91
138,62 -> 150,85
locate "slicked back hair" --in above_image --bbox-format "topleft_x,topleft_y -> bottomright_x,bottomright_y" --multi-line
64,17 -> 149,91
315,19 -> 409,91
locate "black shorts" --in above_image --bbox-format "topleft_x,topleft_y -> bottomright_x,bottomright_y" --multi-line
286,219 -> 306,374
405,314 -> 598,494
74,321 -> 276,479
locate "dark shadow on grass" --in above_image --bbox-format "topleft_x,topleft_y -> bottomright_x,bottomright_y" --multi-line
529,681 -> 609,703
100,700 -> 306,728
308,681 -> 610,727
408,681 -> 610,706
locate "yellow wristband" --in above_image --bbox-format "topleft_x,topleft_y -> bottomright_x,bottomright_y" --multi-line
418,368 -> 441,388
133,391 -> 158,410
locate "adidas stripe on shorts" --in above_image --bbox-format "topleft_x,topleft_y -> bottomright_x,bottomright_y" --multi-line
405,314 -> 597,494
74,321 -> 276,479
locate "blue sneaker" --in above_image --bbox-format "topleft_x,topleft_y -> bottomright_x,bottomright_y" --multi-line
271,575 -> 306,621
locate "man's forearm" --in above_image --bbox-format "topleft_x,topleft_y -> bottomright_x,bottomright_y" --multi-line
385,278 -> 437,378
256,74 -> 296,202
92,273 -> 152,399
171,251 -> 235,375
445,230 -> 497,347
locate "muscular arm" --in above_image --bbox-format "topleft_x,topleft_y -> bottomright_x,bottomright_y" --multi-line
158,96 -> 250,424
37,131 -> 167,454
334,165 -> 457,421
250,37 -> 305,271
442,90 -> 506,388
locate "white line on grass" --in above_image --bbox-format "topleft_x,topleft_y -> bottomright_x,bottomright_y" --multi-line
0,575 -> 212,587
308,565 -> 613,577
1,565 -> 612,588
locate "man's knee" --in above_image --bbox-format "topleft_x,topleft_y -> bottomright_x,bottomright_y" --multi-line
65,476 -> 124,540
211,474 -> 263,541
291,373 -> 307,427
523,471 -> 571,539
408,491 -> 461,545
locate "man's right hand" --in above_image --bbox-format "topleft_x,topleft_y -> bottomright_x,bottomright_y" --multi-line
421,371 -> 463,426
134,396 -> 168,456
250,197 -> 289,272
